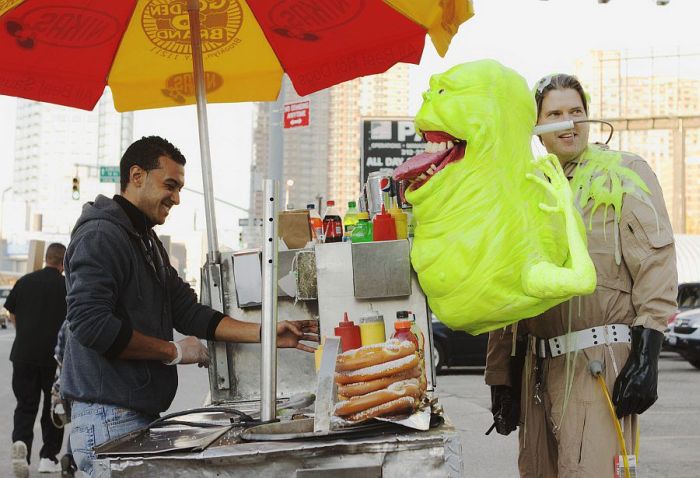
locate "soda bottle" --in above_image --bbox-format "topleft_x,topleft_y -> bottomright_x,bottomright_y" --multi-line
343,201 -> 359,242
350,212 -> 373,243
322,200 -> 343,243
307,203 -> 323,243
405,207 -> 415,238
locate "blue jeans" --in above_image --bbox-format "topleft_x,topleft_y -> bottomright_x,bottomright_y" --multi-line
70,402 -> 156,476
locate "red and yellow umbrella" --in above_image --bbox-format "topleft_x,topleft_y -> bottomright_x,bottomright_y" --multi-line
0,0 -> 474,112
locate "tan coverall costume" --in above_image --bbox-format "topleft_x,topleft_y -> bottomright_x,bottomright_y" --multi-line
485,151 -> 677,477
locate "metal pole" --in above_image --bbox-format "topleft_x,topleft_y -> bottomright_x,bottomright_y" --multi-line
269,78 -> 285,182
187,0 -> 219,264
261,179 -> 279,421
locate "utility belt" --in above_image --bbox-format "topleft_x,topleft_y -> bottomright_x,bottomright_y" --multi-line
533,324 -> 631,359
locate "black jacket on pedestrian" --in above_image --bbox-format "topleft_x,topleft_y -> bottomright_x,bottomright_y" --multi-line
4,266 -> 66,366
61,195 -> 223,415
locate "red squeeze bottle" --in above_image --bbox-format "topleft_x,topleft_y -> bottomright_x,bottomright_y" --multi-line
372,204 -> 397,241
334,312 -> 362,352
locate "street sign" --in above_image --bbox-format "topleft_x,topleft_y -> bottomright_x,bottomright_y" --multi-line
360,118 -> 425,184
99,166 -> 120,183
238,218 -> 264,227
284,101 -> 310,129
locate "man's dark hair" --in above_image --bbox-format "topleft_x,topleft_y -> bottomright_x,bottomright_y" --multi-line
120,136 -> 186,192
45,243 -> 66,267
534,74 -> 589,118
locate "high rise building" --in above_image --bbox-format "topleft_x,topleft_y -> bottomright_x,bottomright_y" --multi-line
11,89 -> 133,236
246,64 -> 410,247
575,49 -> 700,234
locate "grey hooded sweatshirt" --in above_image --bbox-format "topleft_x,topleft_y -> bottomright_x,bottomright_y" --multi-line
61,195 -> 221,415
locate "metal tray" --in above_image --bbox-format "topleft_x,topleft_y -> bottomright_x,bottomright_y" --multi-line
240,417 -> 406,441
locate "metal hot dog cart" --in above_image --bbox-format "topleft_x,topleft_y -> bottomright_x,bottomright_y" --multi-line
90,180 -> 464,477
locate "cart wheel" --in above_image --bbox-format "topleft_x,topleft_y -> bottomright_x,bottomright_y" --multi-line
688,358 -> 700,370
1,324 -> 6,329
434,341 -> 445,373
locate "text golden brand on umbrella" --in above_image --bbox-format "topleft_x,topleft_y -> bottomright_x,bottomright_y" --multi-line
141,0 -> 242,55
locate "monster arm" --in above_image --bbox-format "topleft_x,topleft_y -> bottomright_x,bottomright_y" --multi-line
521,154 -> 597,299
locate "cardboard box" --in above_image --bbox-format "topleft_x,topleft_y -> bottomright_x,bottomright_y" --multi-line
278,210 -> 312,249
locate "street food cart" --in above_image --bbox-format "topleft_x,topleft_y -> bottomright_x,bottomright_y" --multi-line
91,182 -> 464,477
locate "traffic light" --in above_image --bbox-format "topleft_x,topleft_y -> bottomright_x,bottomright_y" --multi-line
72,177 -> 80,200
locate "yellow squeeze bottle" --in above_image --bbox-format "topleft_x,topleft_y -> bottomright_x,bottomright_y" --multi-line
314,337 -> 325,372
359,311 -> 386,346
389,203 -> 408,239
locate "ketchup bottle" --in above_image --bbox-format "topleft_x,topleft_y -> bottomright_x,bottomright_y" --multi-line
334,312 -> 362,352
372,204 -> 397,241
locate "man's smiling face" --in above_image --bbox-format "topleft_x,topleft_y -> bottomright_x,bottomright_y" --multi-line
537,88 -> 590,165
138,155 -> 184,225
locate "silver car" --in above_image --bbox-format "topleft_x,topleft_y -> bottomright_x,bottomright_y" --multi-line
666,282 -> 700,369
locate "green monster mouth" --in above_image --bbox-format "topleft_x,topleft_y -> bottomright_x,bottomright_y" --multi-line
393,131 -> 466,190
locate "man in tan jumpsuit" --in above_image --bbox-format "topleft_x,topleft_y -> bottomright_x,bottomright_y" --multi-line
485,74 -> 677,477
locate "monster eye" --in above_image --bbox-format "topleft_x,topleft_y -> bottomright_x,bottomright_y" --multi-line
438,89 -> 445,94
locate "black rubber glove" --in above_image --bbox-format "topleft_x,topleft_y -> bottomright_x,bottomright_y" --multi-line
612,327 -> 664,419
490,385 -> 519,435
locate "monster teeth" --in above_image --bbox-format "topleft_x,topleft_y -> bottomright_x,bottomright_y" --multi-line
424,141 -> 450,153
426,164 -> 437,176
417,173 -> 427,181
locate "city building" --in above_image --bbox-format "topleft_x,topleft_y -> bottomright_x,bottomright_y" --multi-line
1,89 -> 133,270
575,49 -> 700,234
246,64 -> 410,247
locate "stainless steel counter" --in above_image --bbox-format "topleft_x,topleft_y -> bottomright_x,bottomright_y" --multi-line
93,420 -> 463,477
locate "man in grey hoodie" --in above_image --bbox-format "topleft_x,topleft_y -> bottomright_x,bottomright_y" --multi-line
62,136 -> 318,475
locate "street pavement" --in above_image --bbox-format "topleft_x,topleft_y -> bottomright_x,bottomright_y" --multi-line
1,325 -> 698,477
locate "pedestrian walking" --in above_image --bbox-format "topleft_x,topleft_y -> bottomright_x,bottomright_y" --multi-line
5,243 -> 68,477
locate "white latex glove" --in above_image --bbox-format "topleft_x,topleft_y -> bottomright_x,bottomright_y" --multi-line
177,336 -> 210,367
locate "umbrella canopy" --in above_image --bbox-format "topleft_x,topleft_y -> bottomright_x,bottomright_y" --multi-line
0,0 -> 474,112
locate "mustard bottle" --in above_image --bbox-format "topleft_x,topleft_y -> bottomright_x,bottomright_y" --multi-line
389,205 -> 408,239
314,336 -> 325,372
359,311 -> 386,346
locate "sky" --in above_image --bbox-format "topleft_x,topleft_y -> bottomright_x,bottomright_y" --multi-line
1,0 -> 699,226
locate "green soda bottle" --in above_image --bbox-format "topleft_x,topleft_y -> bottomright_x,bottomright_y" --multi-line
350,212 -> 373,243
343,201 -> 359,242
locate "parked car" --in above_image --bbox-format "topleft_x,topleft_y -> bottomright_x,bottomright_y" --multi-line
666,282 -> 700,368
666,308 -> 700,369
0,286 -> 11,329
431,315 -> 488,371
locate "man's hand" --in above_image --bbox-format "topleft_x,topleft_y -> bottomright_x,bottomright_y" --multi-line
489,385 -> 519,436
176,336 -> 210,367
275,320 -> 319,353
612,327 -> 664,418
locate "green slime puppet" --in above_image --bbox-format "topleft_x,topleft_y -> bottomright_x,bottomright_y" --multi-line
394,60 -> 597,334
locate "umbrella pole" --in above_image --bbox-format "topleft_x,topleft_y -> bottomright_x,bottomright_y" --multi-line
187,0 -> 218,264
188,1 -> 233,395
